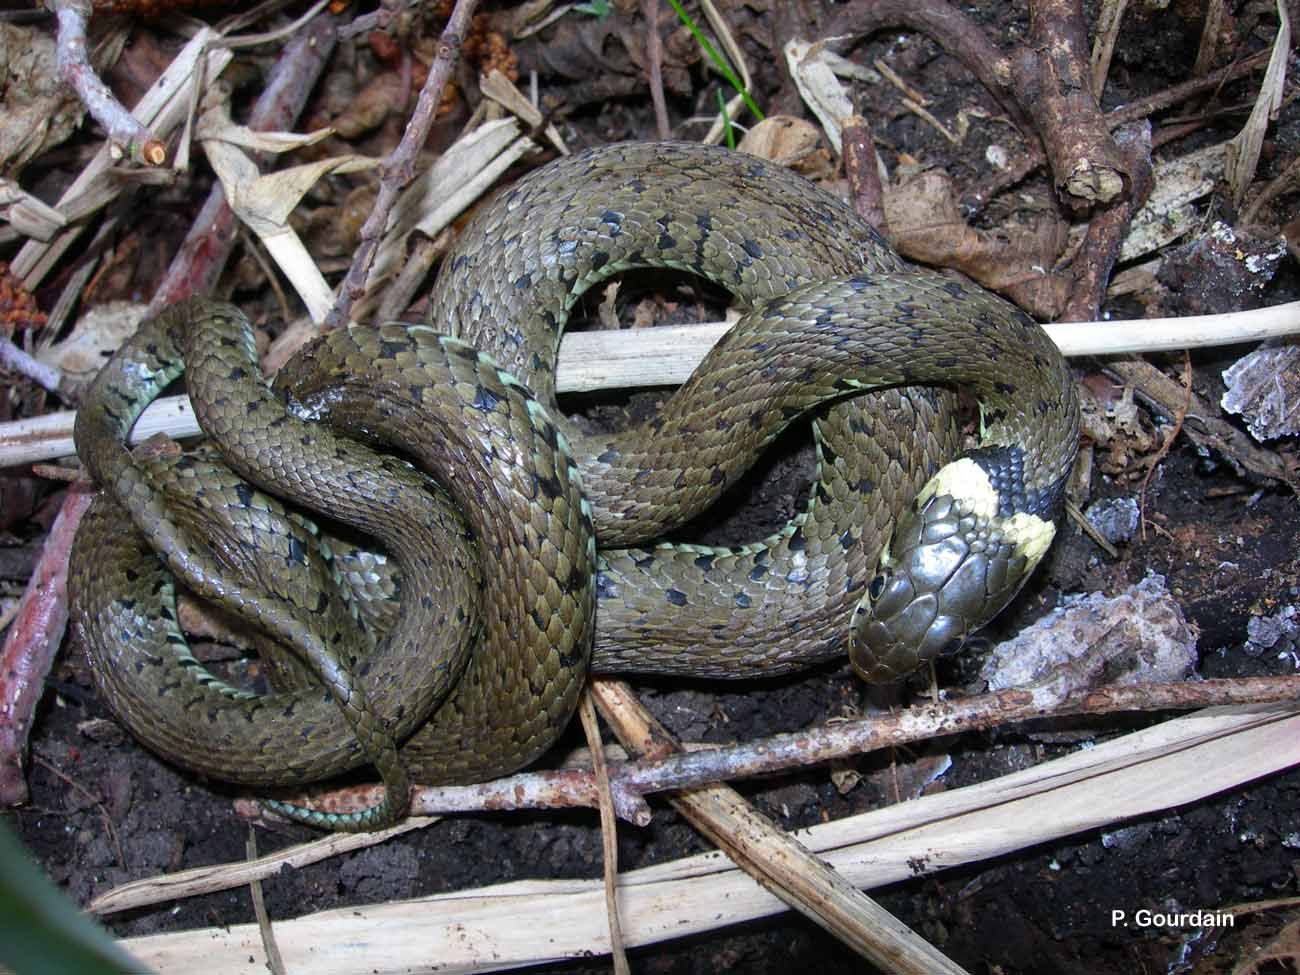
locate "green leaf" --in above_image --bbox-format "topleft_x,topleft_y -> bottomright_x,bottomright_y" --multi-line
0,822 -> 148,974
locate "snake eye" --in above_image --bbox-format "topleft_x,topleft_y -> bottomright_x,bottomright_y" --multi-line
868,572 -> 888,601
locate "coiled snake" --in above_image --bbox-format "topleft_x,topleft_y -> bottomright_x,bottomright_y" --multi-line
69,142 -> 1079,830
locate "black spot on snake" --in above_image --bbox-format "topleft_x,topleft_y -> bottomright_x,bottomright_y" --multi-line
534,472 -> 563,500
472,385 -> 502,413
665,588 -> 687,606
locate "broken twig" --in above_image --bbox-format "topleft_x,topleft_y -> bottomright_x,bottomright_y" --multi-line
326,0 -> 480,330
50,0 -> 165,165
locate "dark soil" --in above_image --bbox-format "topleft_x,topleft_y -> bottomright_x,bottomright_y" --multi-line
4,1 -> 1299,974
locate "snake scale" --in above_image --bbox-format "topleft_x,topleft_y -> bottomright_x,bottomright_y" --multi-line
70,142 -> 1080,829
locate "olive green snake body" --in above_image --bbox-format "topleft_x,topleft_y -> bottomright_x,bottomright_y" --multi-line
69,142 -> 1079,828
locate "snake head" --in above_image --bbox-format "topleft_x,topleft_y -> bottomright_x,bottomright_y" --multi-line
848,455 -> 1058,683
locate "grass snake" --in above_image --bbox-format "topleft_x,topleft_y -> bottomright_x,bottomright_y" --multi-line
69,141 -> 1079,829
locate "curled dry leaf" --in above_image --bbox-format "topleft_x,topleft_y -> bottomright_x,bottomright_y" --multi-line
783,38 -> 855,156
883,168 -> 1069,320
1222,344 -> 1300,442
197,91 -> 376,320
736,115 -> 821,167
0,23 -> 84,175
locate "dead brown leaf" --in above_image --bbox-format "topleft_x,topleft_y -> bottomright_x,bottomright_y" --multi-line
884,168 -> 1069,320
0,23 -> 84,176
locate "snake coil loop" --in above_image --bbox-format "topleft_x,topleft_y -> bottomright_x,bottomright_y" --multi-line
70,142 -> 1079,830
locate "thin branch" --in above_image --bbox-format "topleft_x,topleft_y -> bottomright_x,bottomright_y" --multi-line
826,0 -> 1028,132
1089,0 -> 1128,101
1109,47 -> 1273,127
1138,350 -> 1192,540
89,817 -> 438,916
842,116 -> 887,235
1106,357 -> 1295,489
51,0 -> 166,165
0,335 -> 61,393
325,0 -> 481,330
1012,0 -> 1130,205
642,0 -> 671,140
270,677 -> 1300,823
965,47 -> 1273,214
578,693 -> 629,975
245,830 -> 286,975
